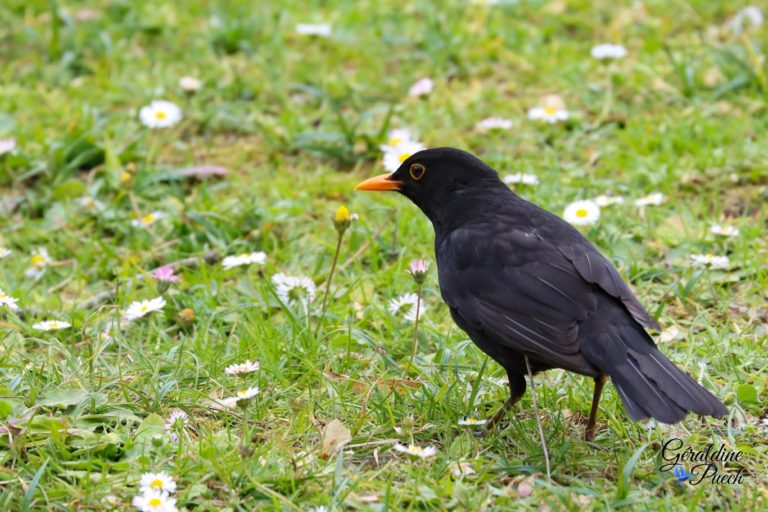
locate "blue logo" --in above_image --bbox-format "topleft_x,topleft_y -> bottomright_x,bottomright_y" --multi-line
673,465 -> 691,487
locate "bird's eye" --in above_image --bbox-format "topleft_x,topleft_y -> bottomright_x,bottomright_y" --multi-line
409,163 -> 426,180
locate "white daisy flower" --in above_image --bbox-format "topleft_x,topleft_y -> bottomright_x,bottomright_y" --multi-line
380,128 -> 416,152
225,360 -> 260,375
124,297 -> 166,321
690,253 -> 729,270
307,507 -> 329,512
503,173 -> 539,186
382,141 -> 426,172
221,251 -> 267,270
457,417 -> 488,426
24,247 -> 52,279
165,409 -> 189,428
563,200 -> 600,226
590,43 -> 628,60
0,247 -> 11,258
131,211 -> 164,228
725,6 -> 763,34
30,247 -> 51,267
476,117 -> 513,131
33,320 -> 72,331
0,138 -> 16,155
295,23 -> 332,37
388,293 -> 425,322
448,462 -> 476,476
528,106 -> 569,124
139,100 -> 182,129
179,76 -> 202,92
393,443 -> 438,458
132,489 -> 178,512
710,224 -> 739,237
408,77 -> 434,97
236,387 -> 259,400
164,409 -> 189,442
272,273 -> 317,305
593,194 -> 624,207
634,192 -> 664,207
0,289 -> 20,312
139,472 -> 177,494
220,387 -> 260,408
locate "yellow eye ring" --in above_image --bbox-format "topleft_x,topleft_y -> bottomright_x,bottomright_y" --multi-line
409,163 -> 426,180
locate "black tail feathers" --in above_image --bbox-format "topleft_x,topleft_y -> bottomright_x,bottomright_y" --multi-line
584,324 -> 727,424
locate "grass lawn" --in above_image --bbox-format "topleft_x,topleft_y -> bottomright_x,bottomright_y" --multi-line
1,0 -> 767,510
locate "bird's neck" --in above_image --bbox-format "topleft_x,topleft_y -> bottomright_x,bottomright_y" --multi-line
424,185 -> 517,235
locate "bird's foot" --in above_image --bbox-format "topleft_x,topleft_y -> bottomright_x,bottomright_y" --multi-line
485,397 -> 514,432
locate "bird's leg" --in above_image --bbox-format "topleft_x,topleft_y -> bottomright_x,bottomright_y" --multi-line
485,372 -> 526,432
584,374 -> 607,441
486,396 -> 516,431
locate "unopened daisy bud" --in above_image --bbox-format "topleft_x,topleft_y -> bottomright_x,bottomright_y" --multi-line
177,307 -> 195,327
179,76 -> 202,94
240,444 -> 255,458
408,259 -> 430,285
151,434 -> 164,448
334,205 -> 351,233
120,162 -> 137,184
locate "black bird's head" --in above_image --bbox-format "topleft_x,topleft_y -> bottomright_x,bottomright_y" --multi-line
355,147 -> 507,228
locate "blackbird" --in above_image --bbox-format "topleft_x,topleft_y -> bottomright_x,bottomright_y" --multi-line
356,147 -> 727,439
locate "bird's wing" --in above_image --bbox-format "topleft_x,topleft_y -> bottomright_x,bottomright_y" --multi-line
437,226 -> 599,372
558,244 -> 660,331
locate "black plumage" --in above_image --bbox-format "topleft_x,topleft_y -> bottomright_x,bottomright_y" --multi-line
356,147 -> 727,438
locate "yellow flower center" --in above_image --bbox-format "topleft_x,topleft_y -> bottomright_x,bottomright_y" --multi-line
140,305 -> 149,313
543,107 -> 558,116
31,255 -> 45,265
149,497 -> 162,508
398,152 -> 411,163
410,445 -> 423,454
388,136 -> 402,147
575,208 -> 589,218
705,253 -> 714,260
143,214 -> 155,224
335,205 -> 350,222
155,111 -> 167,120
120,171 -> 132,183
464,418 -> 479,424
150,479 -> 164,489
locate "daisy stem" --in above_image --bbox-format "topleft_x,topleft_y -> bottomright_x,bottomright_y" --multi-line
315,230 -> 344,338
406,284 -> 423,373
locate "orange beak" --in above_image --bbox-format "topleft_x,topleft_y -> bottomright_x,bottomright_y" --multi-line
355,173 -> 403,192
